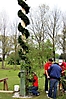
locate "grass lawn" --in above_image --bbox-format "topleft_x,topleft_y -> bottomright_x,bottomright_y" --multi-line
0,62 -> 66,99
0,69 -> 20,90
0,91 -> 66,99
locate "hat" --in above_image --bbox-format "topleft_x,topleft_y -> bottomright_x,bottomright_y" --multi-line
59,59 -> 63,65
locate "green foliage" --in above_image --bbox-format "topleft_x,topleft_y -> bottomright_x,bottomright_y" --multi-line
59,53 -> 66,61
18,10 -> 30,26
18,0 -> 30,14
55,53 -> 60,59
25,39 -> 53,69
18,23 -> 30,38
17,0 -> 31,82
18,35 -> 28,52
0,57 -> 2,61
44,39 -> 53,59
7,52 -> 21,65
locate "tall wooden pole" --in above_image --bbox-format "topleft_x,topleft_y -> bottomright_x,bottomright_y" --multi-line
17,0 -> 30,96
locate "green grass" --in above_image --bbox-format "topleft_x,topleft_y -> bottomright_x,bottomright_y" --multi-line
0,62 -> 66,99
0,91 -> 66,99
0,69 -> 20,90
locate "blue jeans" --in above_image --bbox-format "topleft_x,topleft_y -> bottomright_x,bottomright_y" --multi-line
48,79 -> 58,99
29,86 -> 38,95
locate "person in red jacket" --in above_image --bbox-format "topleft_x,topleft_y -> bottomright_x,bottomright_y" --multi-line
59,59 -> 66,91
28,72 -> 39,96
44,58 -> 53,93
59,59 -> 66,76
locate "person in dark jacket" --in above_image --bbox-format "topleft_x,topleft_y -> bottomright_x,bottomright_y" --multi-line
47,63 -> 62,99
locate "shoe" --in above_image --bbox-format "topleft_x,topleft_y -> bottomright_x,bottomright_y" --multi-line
64,90 -> 66,93
47,94 -> 53,99
36,93 -> 40,96
46,91 -> 48,94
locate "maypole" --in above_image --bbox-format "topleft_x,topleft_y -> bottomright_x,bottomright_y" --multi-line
17,0 -> 30,97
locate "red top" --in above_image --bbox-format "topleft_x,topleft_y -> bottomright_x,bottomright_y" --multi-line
44,62 -> 52,74
60,62 -> 66,76
33,75 -> 38,87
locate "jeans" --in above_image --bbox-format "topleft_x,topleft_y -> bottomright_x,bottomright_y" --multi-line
48,79 -> 58,99
29,86 -> 38,95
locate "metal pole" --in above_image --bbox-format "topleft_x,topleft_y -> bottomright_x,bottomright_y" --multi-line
20,70 -> 25,96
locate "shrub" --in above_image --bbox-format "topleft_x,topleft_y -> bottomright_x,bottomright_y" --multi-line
0,57 -> 2,61
7,52 -> 21,65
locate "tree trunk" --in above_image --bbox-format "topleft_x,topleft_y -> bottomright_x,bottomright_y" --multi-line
2,59 -> 4,69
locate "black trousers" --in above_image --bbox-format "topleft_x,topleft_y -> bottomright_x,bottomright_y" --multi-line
45,74 -> 48,91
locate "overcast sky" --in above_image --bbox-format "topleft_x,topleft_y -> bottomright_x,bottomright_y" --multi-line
0,0 -> 65,54
0,0 -> 66,20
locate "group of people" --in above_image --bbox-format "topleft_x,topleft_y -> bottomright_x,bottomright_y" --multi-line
44,58 -> 66,99
27,58 -> 66,99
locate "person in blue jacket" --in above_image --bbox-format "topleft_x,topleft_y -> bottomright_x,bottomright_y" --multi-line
47,62 -> 62,99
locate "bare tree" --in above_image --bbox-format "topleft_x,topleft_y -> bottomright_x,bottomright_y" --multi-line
28,4 -> 49,67
46,8 -> 62,61
62,16 -> 66,54
56,13 -> 66,58
0,10 -> 10,68
10,18 -> 20,69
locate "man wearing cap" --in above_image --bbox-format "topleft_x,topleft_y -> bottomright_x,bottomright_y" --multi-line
59,59 -> 66,76
44,58 -> 53,93
47,62 -> 62,99
59,59 -> 66,91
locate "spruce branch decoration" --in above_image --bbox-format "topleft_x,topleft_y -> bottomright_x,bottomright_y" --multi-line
18,23 -> 30,38
17,0 -> 31,96
18,10 -> 30,26
18,0 -> 30,14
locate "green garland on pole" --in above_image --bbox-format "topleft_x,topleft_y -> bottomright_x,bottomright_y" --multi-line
17,0 -> 30,96
18,23 -> 30,38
